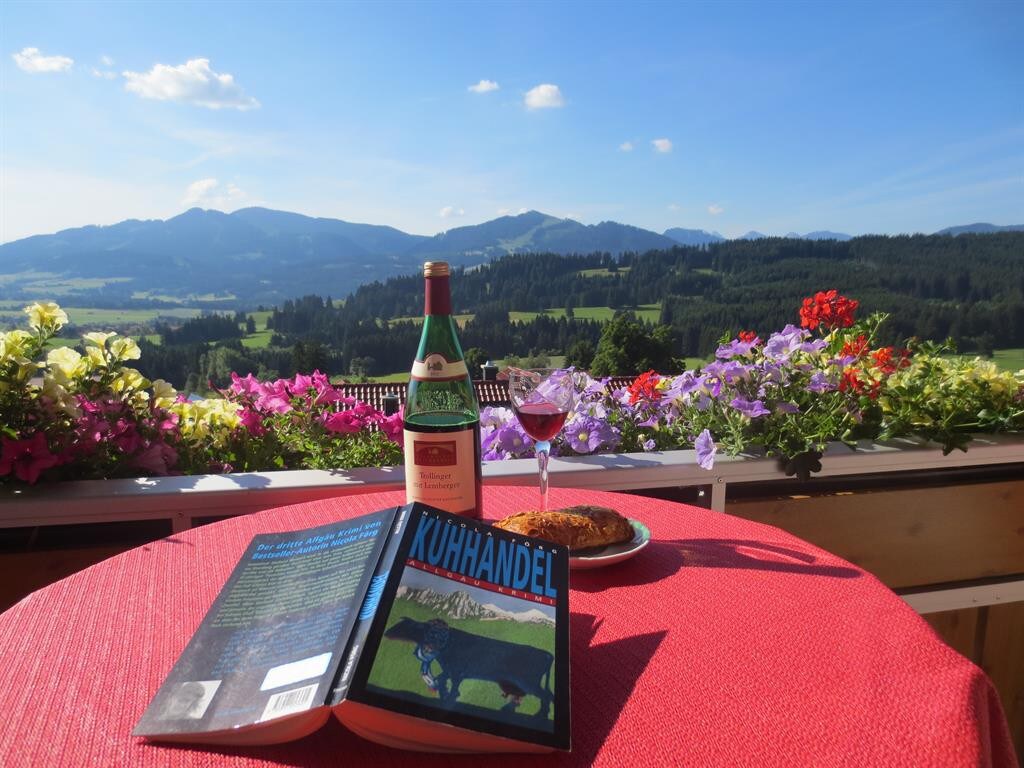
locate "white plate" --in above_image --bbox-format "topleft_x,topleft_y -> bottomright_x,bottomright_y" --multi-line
569,519 -> 651,570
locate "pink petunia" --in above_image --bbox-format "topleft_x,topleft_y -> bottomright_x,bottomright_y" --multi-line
322,410 -> 363,434
0,433 -> 60,484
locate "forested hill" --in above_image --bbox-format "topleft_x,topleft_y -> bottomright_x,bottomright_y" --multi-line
133,232 -> 1024,390
342,232 -> 1024,351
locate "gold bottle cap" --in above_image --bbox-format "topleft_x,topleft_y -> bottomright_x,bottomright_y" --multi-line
423,261 -> 450,277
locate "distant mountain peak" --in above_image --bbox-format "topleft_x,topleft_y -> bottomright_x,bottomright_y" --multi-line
934,223 -> 1024,236
663,227 -> 725,246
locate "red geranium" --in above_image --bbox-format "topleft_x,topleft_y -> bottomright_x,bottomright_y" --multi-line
870,347 -> 912,375
799,290 -> 859,330
841,334 -> 870,358
628,370 -> 663,404
738,330 -> 758,344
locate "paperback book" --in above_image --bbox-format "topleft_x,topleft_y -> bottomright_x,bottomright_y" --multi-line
133,502 -> 570,753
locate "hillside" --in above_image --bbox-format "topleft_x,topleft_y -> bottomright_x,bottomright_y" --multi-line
4,206 -> 1017,306
0,208 -> 676,305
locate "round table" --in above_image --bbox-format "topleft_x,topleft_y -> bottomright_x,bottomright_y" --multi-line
0,487 -> 1015,767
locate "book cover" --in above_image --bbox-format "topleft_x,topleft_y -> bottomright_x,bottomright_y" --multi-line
133,508 -> 397,738
345,504 -> 571,751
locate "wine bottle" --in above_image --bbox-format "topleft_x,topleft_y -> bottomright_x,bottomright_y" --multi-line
403,262 -> 483,518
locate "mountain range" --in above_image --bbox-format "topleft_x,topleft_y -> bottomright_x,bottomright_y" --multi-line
395,585 -> 554,625
0,207 -> 1019,305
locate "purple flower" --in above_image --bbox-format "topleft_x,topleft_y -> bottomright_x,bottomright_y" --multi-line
729,397 -> 770,418
806,372 -> 835,393
716,338 -> 757,359
695,429 -> 716,470
764,324 -> 809,361
565,416 -> 613,454
641,438 -> 657,452
495,423 -> 531,455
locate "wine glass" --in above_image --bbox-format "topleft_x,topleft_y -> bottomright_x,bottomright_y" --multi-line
507,368 -> 576,512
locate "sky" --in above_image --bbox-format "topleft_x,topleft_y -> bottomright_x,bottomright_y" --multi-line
2,0 -> 1022,243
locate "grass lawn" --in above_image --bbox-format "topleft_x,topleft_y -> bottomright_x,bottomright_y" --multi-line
576,266 -> 631,278
509,304 -> 661,324
241,330 -> 274,349
991,348 -> 1024,372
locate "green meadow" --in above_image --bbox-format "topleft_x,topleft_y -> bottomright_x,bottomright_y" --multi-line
509,303 -> 661,324
366,597 -> 555,721
990,348 -> 1024,372
576,266 -> 631,278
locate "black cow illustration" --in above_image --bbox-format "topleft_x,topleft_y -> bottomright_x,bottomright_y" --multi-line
384,616 -> 554,718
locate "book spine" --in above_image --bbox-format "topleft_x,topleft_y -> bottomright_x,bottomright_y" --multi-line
328,504 -> 413,704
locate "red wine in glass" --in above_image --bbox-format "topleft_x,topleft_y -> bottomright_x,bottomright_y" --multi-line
507,368 -> 577,512
513,402 -> 569,442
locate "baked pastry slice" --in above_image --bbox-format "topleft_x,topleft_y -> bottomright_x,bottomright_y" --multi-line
493,505 -> 635,551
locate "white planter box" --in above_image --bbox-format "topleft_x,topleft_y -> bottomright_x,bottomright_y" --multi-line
2,434 -> 1021,532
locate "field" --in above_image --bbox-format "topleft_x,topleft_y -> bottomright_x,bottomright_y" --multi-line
366,596 -> 555,723
0,305 -> 202,328
576,266 -> 631,278
509,304 -> 661,324
991,348 -> 1024,372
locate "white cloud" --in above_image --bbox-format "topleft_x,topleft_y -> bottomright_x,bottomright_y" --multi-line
92,68 -> 117,80
12,47 -> 73,73
708,204 -> 724,215
497,207 -> 512,216
439,206 -> 465,218
182,178 -> 247,208
524,83 -> 565,110
468,79 -> 499,93
652,138 -> 673,154
619,141 -> 634,152
518,207 -> 529,214
667,203 -> 681,212
100,55 -> 114,66
123,58 -> 259,110
562,212 -> 580,221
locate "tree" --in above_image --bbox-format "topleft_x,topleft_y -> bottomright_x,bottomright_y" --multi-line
245,316 -> 256,334
463,347 -> 489,378
348,356 -> 375,379
564,339 -> 596,370
589,313 -> 678,376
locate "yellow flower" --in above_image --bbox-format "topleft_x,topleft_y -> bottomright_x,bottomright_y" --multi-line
12,357 -> 40,382
85,346 -> 107,367
46,346 -> 85,383
109,337 -> 142,362
111,367 -> 148,395
0,330 -> 34,361
171,397 -> 242,442
82,331 -> 115,348
151,379 -> 178,409
42,375 -> 81,417
24,302 -> 68,331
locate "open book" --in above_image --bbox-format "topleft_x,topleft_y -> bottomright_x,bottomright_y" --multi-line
133,502 -> 570,753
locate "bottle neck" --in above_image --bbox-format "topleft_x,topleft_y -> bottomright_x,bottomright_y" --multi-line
424,275 -> 452,316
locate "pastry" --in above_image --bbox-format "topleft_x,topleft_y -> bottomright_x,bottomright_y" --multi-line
492,505 -> 635,551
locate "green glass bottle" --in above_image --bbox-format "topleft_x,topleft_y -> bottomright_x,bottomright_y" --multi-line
403,261 -> 483,518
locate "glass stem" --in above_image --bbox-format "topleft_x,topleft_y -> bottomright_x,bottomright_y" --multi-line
535,440 -> 551,512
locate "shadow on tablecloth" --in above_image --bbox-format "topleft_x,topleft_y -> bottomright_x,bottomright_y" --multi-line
571,538 -> 860,592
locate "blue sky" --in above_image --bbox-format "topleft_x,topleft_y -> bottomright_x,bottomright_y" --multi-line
2,0 -> 1022,243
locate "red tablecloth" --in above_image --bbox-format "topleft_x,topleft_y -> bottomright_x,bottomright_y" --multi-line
0,487 -> 1015,767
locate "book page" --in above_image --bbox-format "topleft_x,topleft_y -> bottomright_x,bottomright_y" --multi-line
134,508 -> 397,739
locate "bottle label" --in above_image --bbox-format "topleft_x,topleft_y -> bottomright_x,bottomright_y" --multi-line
404,428 -> 477,514
410,353 -> 469,382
